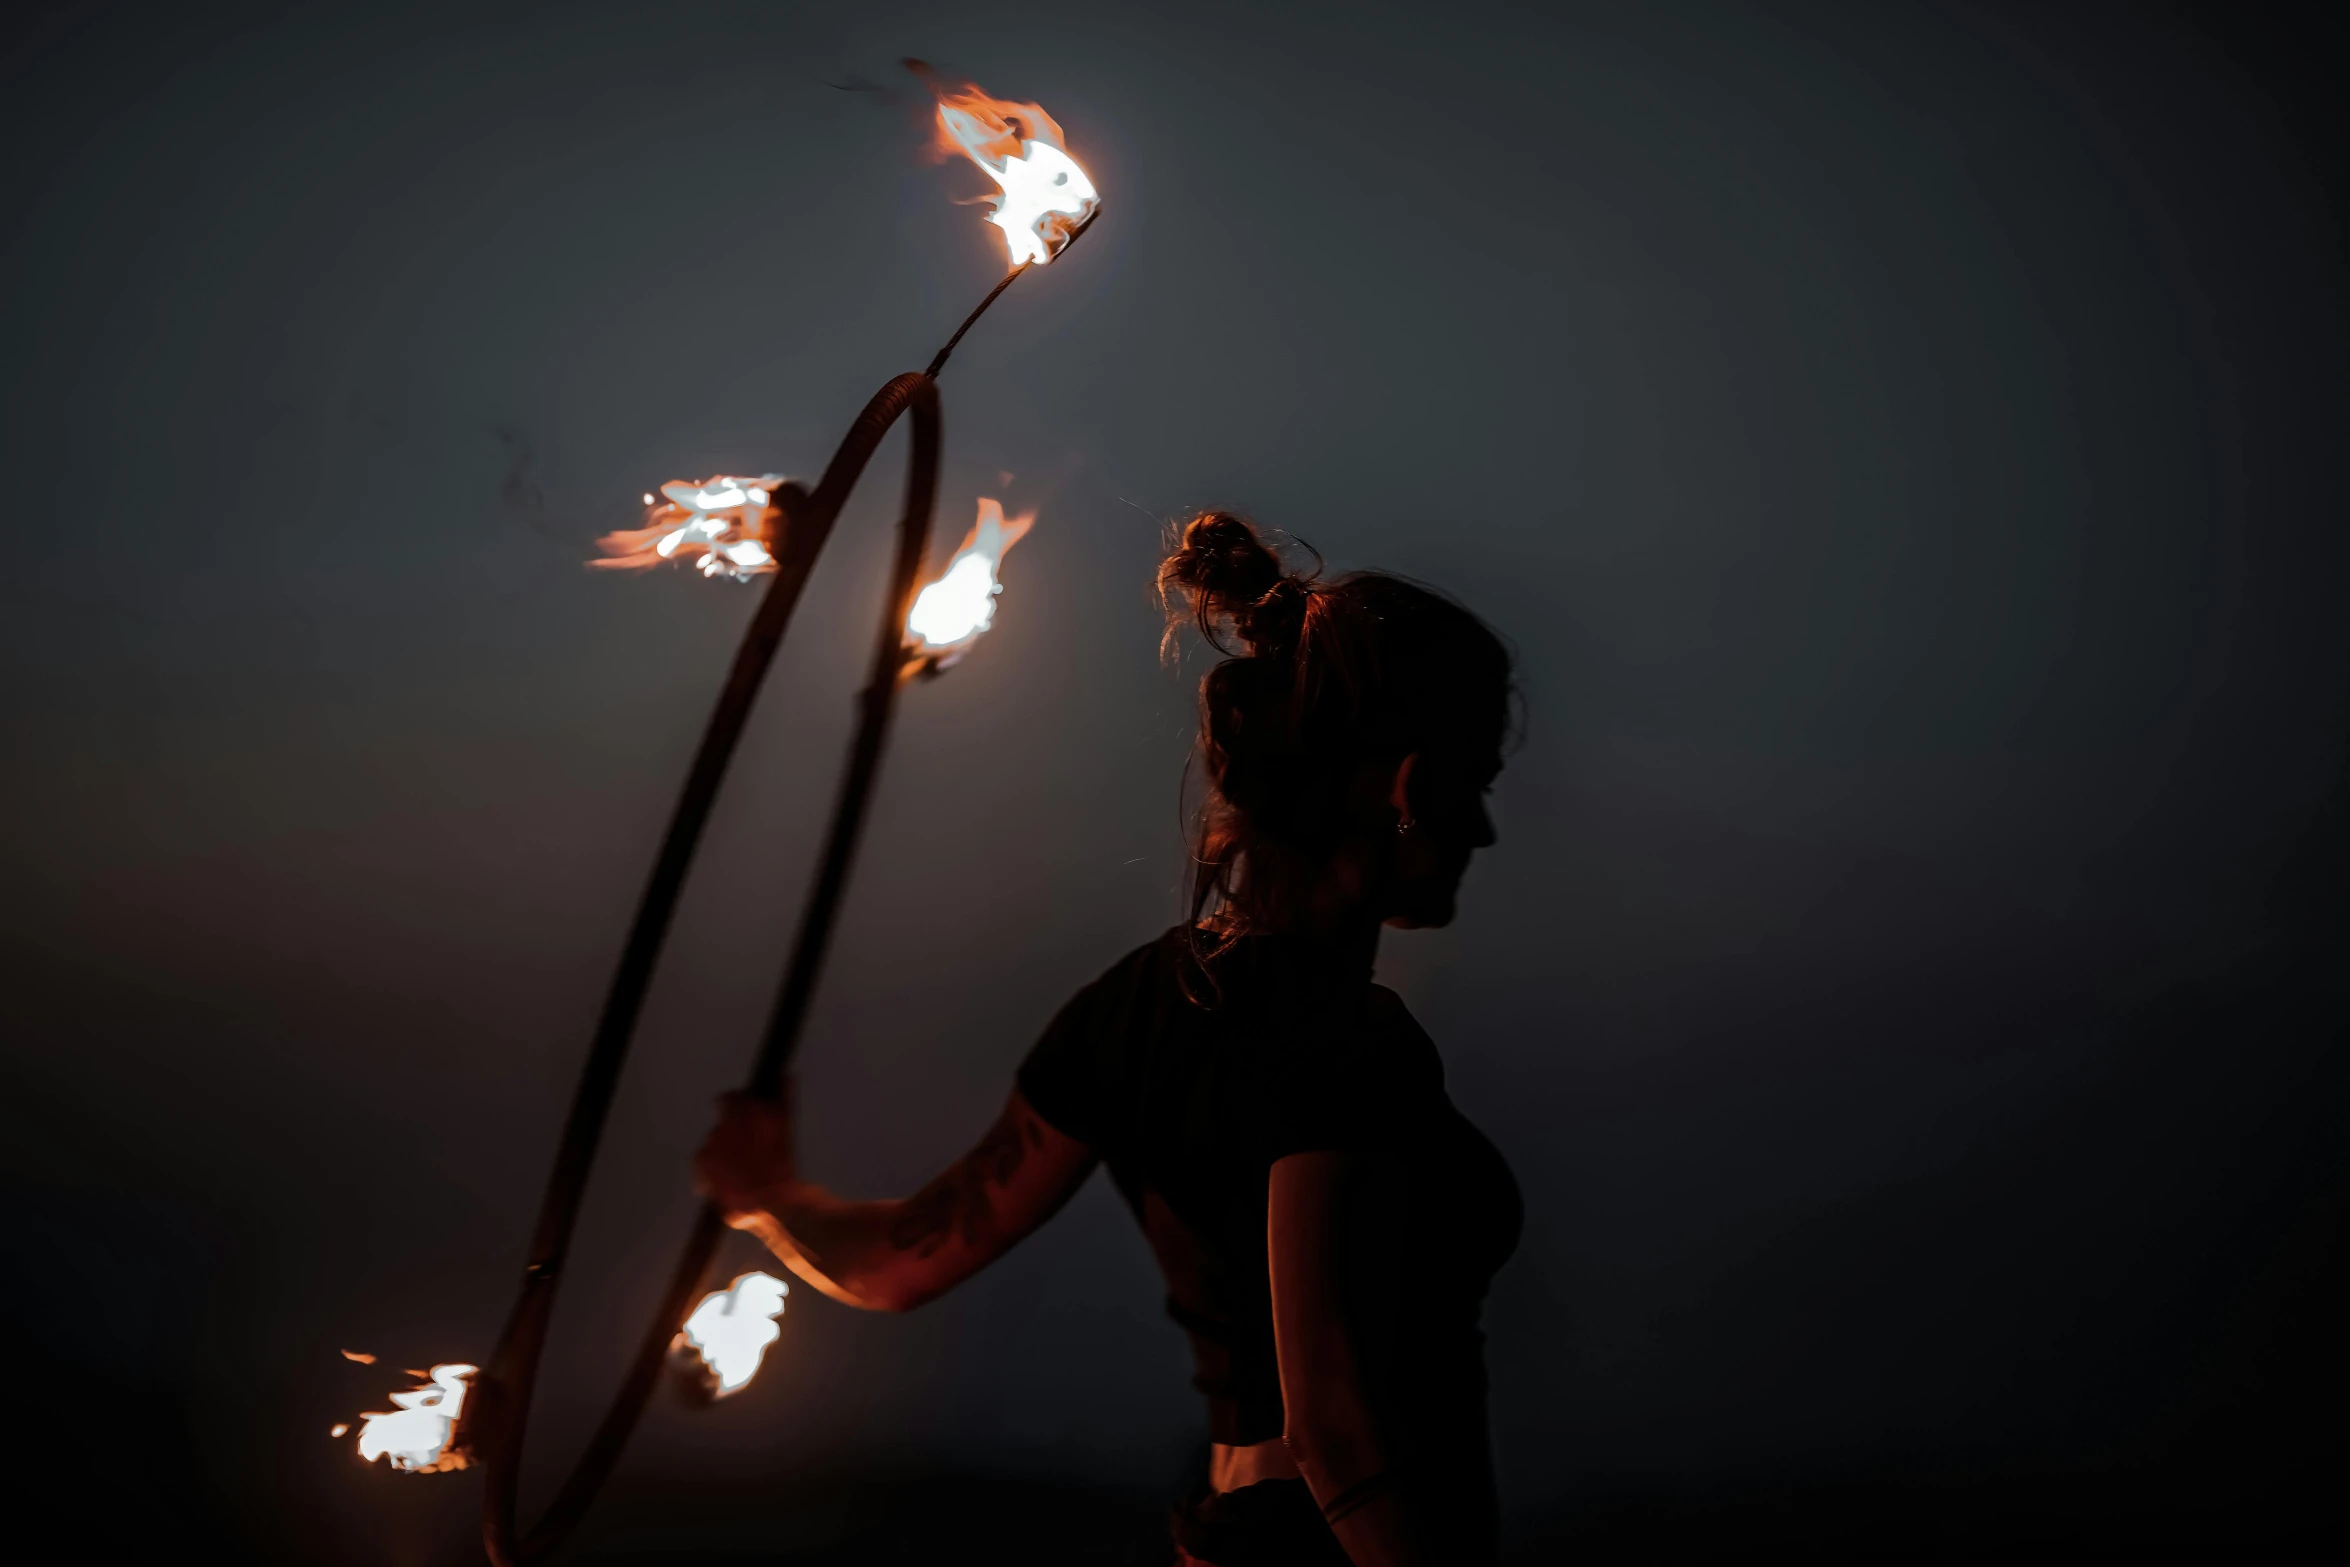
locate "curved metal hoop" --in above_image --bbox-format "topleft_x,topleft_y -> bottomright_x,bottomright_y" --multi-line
471,370 -> 944,1565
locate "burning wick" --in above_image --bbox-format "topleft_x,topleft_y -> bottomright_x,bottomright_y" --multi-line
594,475 -> 786,580
906,497 -> 1036,663
350,1363 -> 478,1473
672,1271 -> 788,1397
925,74 -> 1099,266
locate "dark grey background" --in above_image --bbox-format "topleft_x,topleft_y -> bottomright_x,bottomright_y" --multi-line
4,2 -> 2344,1560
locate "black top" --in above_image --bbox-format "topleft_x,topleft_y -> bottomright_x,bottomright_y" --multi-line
1018,928 -> 1522,1449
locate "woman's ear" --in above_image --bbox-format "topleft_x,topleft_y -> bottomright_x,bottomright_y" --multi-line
1389,751 -> 1420,829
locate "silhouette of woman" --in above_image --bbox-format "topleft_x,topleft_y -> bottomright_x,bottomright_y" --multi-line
697,511 -> 1521,1565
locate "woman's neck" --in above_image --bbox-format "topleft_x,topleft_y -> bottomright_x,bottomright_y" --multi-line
1324,914 -> 1383,976
1208,912 -> 1379,978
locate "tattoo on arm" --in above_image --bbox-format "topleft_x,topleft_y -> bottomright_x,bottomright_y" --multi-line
886,1101 -> 1044,1258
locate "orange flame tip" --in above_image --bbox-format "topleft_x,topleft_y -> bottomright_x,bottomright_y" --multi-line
923,74 -> 1099,266
352,1363 -> 478,1474
906,497 -> 1036,659
595,474 -> 786,581
672,1271 -> 789,1397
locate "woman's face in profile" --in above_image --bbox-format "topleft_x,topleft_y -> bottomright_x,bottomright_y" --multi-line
1385,742 -> 1502,930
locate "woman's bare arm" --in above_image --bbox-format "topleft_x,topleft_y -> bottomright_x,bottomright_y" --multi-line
696,1087 -> 1095,1312
1269,1150 -> 1433,1567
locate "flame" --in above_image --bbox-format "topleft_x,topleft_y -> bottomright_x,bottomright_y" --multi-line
330,1423 -> 350,1438
351,1363 -> 477,1473
926,77 -> 1098,266
907,498 -> 1035,660
673,1271 -> 788,1397
340,1349 -> 375,1364
595,475 -> 785,580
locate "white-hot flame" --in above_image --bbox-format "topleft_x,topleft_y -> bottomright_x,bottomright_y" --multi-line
907,498 -> 1035,658
674,1271 -> 788,1397
929,81 -> 1099,266
594,474 -> 785,580
352,1363 -> 477,1473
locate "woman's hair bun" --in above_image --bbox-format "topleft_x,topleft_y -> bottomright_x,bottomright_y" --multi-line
1158,510 -> 1313,655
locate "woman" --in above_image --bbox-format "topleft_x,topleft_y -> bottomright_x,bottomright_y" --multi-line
697,511 -> 1521,1565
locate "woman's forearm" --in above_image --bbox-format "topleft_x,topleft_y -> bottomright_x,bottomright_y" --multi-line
736,1184 -> 928,1311
1287,1421 -> 1432,1567
726,1092 -> 1097,1313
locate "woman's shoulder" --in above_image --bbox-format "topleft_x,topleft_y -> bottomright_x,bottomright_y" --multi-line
1364,982 -> 1433,1045
1042,928 -> 1444,1072
1255,984 -> 1448,1160
1068,926 -> 1191,1014
1017,930 -> 1189,1147
1301,982 -> 1445,1088
1023,928 -> 1193,1064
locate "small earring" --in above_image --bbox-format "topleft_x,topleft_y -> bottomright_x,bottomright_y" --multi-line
1396,815 -> 1415,836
